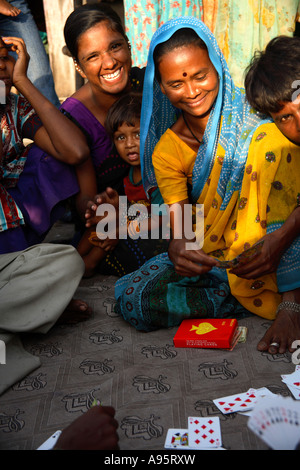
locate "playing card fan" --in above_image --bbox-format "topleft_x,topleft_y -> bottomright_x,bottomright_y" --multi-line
248,395 -> 300,450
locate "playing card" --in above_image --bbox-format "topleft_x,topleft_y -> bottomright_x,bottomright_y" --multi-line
285,385 -> 300,400
37,430 -> 61,450
213,387 -> 274,414
164,429 -> 190,449
188,417 -> 222,449
216,240 -> 264,269
281,367 -> 300,400
282,372 -> 300,389
213,389 -> 258,414
248,395 -> 300,450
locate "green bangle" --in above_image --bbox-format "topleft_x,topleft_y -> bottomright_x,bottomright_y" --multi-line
276,301 -> 300,315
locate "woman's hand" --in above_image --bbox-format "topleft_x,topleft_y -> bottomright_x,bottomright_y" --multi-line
229,232 -> 285,279
2,36 -> 29,87
168,238 -> 218,277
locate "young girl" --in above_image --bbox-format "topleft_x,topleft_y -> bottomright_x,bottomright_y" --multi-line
77,92 -> 168,277
0,35 -> 90,253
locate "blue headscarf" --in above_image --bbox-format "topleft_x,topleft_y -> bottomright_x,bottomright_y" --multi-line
140,17 -> 269,209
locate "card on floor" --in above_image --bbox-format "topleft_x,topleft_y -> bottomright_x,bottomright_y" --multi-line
282,371 -> 300,389
164,429 -> 190,449
37,430 -> 61,450
188,417 -> 222,449
213,390 -> 258,414
213,387 -> 275,415
281,372 -> 300,400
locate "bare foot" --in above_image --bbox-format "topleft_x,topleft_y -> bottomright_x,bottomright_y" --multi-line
0,0 -> 21,16
57,299 -> 92,324
257,309 -> 300,354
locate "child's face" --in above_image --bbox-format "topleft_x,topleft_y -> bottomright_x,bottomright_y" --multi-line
113,121 -> 140,166
270,97 -> 300,146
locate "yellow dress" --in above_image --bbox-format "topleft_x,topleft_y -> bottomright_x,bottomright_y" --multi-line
152,123 -> 300,320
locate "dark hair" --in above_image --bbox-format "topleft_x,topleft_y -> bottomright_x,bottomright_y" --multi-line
153,28 -> 208,82
245,35 -> 300,115
64,2 -> 127,61
105,92 -> 142,139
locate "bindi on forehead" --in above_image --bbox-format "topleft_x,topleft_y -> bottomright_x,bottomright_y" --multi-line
182,72 -> 187,77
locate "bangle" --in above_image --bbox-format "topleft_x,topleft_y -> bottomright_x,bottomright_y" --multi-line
276,301 -> 300,315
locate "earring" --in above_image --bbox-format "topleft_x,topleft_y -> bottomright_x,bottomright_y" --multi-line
74,60 -> 82,74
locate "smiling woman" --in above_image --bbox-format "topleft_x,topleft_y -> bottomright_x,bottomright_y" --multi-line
58,3 -> 168,278
72,21 -> 132,99
115,17 -> 300,358
61,2 -> 144,202
0,3 -> 146,260
154,29 -> 219,153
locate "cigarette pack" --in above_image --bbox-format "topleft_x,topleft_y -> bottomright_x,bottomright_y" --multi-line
173,318 -> 238,349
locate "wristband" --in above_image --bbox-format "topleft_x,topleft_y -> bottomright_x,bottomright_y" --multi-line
276,301 -> 300,315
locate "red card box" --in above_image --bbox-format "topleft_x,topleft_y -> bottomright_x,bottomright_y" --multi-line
173,318 -> 238,349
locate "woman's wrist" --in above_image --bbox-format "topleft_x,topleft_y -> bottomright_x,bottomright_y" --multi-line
276,206 -> 300,247
278,288 -> 300,315
276,301 -> 300,315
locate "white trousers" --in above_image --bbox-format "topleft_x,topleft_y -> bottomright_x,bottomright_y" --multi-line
0,243 -> 85,394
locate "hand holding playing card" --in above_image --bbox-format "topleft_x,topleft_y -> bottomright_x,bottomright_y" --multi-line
215,240 -> 264,270
229,232 -> 287,279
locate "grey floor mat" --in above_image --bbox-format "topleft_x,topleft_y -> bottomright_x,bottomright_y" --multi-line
0,272 -> 296,450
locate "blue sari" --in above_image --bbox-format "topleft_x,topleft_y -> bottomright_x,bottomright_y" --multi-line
115,17 -> 299,331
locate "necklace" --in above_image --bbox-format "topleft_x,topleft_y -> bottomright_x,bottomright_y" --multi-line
182,112 -> 203,145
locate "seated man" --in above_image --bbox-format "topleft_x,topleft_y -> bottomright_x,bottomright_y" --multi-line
0,243 -> 91,395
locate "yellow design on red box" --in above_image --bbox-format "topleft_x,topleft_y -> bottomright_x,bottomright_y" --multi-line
190,322 -> 218,335
173,318 -> 238,349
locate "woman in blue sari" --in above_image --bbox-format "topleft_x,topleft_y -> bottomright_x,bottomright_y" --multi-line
115,17 -> 300,354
